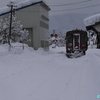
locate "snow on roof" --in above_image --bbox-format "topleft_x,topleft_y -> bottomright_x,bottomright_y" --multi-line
17,0 -> 40,7
15,0 -> 43,10
0,7 -> 10,15
7,0 -> 17,6
84,13 -> 100,27
0,0 -> 47,16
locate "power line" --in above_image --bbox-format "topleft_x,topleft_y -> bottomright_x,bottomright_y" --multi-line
0,0 -> 92,7
48,0 -> 92,6
50,3 -> 100,12
17,3 -> 100,13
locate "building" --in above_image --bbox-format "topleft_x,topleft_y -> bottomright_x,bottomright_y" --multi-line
0,0 -> 51,50
84,13 -> 100,48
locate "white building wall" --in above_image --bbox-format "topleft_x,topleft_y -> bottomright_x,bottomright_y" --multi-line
39,5 -> 50,50
16,4 -> 41,50
0,2 -> 50,50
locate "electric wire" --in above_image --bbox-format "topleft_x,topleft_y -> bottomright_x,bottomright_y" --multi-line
51,3 -> 100,12
49,0 -> 92,6
17,3 -> 100,13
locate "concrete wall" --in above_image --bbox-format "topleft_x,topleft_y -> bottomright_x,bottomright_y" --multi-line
16,4 -> 41,50
39,5 -> 49,50
15,3 -> 50,50
40,5 -> 49,39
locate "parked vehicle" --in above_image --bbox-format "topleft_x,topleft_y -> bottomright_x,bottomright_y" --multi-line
65,29 -> 88,58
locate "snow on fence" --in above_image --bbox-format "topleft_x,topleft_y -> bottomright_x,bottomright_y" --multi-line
9,42 -> 28,51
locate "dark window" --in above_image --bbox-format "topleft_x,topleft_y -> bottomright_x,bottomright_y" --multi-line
81,34 -> 87,43
74,35 -> 79,44
66,34 -> 73,43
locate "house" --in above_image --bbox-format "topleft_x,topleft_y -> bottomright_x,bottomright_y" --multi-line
84,13 -> 100,48
0,0 -> 51,50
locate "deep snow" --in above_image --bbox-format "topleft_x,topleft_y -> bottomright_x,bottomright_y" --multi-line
0,44 -> 100,100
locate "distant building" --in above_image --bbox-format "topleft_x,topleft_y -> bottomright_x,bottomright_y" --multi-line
84,13 -> 100,48
0,0 -> 51,50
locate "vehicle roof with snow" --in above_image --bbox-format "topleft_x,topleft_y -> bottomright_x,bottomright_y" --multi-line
0,0 -> 50,16
66,29 -> 87,34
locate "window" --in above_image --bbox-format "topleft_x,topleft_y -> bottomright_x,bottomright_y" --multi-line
66,34 -> 73,43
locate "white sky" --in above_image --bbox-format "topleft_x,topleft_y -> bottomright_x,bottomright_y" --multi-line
0,0 -> 100,16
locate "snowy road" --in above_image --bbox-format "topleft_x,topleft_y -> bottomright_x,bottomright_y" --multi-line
0,46 -> 100,100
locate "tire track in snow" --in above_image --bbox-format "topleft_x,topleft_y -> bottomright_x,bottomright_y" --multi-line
24,64 -> 67,98
88,54 -> 100,100
76,54 -> 100,100
25,60 -> 81,100
59,62 -> 84,100
59,54 -> 99,100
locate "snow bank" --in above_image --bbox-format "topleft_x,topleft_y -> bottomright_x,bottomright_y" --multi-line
11,42 -> 28,47
0,45 -> 8,56
84,13 -> 100,26
10,42 -> 28,54
0,42 -> 29,55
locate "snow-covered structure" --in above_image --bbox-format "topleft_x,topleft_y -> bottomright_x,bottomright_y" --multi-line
84,13 -> 100,48
0,0 -> 51,50
84,14 -> 100,27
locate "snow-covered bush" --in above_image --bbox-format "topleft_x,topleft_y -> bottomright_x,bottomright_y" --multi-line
0,15 -> 29,44
49,33 -> 66,48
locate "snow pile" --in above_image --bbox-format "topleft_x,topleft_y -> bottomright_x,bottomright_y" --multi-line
1,42 -> 29,55
0,45 -> 8,56
10,42 -> 28,54
11,42 -> 28,47
84,13 -> 100,26
0,45 -> 7,52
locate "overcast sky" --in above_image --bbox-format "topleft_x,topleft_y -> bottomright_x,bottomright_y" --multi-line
0,0 -> 100,16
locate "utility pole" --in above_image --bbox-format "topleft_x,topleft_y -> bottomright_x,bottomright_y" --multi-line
9,5 -> 13,45
7,1 -> 17,46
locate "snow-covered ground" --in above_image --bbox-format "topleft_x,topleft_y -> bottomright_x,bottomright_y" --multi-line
0,44 -> 100,100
